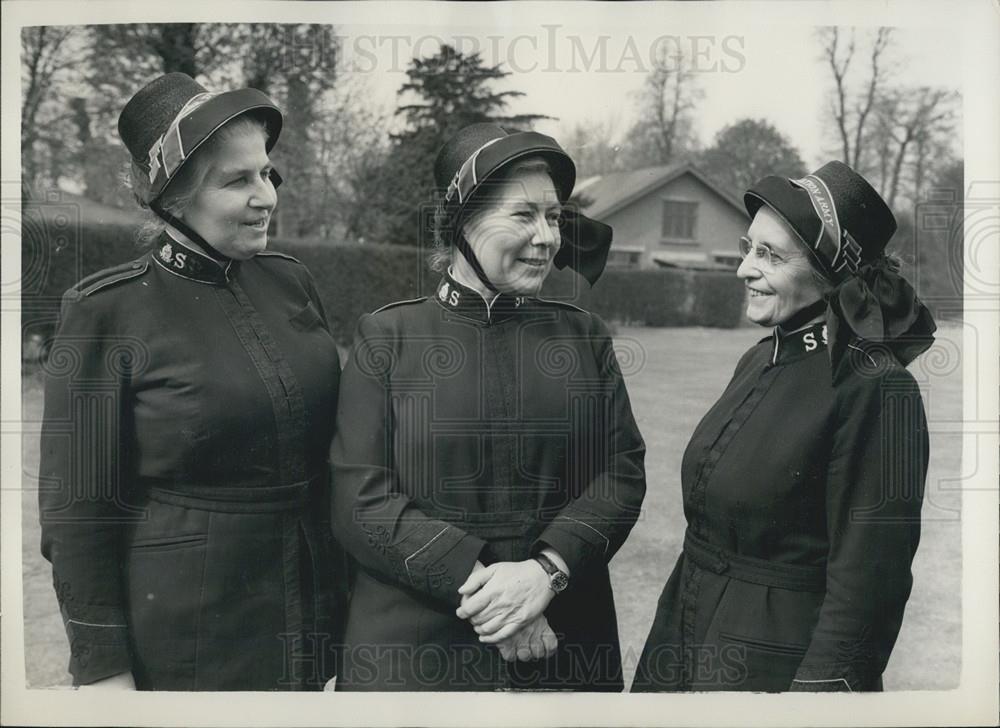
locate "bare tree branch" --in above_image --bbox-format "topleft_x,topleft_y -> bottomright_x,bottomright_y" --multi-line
628,46 -> 702,166
21,26 -> 78,189
850,27 -> 892,169
820,27 -> 854,163
877,86 -> 957,208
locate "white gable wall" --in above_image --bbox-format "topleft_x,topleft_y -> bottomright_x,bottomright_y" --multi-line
600,173 -> 749,269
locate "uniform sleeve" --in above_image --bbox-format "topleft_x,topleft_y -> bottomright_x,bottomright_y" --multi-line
330,314 -> 487,607
533,314 -> 647,577
790,361 -> 928,691
38,291 -> 137,684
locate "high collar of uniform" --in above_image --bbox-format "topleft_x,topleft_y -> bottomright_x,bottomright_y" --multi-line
768,320 -> 829,365
152,230 -> 234,285
435,271 -> 527,324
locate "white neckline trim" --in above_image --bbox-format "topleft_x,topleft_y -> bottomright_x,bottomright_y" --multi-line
447,265 -> 503,313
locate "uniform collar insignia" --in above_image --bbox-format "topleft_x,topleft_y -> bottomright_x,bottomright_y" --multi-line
770,321 -> 829,365
153,230 -> 233,285
436,271 -> 526,324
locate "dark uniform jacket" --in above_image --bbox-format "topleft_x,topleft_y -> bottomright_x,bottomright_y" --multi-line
632,321 -> 929,692
39,232 -> 344,690
330,272 -> 647,691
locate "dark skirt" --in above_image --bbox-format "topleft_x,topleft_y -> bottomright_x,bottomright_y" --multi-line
632,547 -> 831,692
125,486 -> 343,691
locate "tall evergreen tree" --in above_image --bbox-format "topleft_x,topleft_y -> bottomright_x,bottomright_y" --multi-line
395,44 -> 549,140
377,44 -> 551,247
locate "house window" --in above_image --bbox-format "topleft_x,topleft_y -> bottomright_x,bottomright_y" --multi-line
606,250 -> 643,268
661,199 -> 698,240
711,252 -> 742,269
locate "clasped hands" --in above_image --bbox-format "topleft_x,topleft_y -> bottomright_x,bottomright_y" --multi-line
455,559 -> 557,663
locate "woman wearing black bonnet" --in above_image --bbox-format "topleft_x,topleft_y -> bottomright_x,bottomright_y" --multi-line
632,160 -> 936,692
331,123 -> 647,691
38,72 -> 345,691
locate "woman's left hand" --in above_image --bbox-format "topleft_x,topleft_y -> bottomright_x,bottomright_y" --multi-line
455,560 -> 554,643
496,614 -> 559,662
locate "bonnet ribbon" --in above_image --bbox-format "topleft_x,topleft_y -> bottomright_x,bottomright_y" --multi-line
451,222 -> 499,294
151,200 -> 231,262
553,207 -> 613,286
824,255 -> 937,375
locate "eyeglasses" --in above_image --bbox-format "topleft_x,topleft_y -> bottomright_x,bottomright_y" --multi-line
738,235 -> 789,268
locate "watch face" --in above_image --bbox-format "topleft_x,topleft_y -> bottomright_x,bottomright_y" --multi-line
551,571 -> 569,593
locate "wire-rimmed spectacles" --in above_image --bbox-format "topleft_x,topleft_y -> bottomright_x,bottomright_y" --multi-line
738,235 -> 788,268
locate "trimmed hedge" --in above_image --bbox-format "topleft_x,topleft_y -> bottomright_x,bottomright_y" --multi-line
542,267 -> 745,328
278,238 -> 433,344
20,217 -> 141,347
21,223 -> 746,348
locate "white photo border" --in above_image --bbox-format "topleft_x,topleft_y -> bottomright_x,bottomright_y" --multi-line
2,0 -> 997,725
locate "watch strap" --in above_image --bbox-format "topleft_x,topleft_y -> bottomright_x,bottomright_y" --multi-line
534,552 -> 560,577
534,553 -> 569,593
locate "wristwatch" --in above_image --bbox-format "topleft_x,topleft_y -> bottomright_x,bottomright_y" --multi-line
534,553 -> 570,594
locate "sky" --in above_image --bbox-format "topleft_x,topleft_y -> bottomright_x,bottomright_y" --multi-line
330,21 -> 964,168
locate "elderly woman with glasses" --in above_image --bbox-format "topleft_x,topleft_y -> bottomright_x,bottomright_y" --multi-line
330,123 -> 646,691
632,161 -> 936,692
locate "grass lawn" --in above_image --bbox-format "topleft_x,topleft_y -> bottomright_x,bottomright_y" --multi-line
19,324 -> 962,690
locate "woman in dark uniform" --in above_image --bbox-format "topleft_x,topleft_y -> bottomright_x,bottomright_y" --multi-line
331,123 -> 646,691
632,161 -> 936,692
38,73 -> 343,690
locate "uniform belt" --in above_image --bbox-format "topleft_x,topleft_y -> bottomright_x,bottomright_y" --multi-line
144,476 -> 319,514
683,530 -> 826,592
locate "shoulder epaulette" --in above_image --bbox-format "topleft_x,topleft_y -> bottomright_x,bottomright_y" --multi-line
534,297 -> 590,315
256,250 -> 301,264
372,297 -> 428,315
69,258 -> 149,299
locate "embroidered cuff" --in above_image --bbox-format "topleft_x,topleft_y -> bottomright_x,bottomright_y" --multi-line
402,527 -> 486,606
62,607 -> 132,685
791,662 -> 867,692
789,677 -> 853,692
70,641 -> 134,686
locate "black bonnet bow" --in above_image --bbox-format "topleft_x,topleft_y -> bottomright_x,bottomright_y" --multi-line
825,255 -> 937,374
552,206 -> 613,286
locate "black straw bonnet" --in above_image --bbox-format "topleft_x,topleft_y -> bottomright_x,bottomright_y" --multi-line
743,161 -> 936,373
118,72 -> 283,205
117,73 -> 283,260
745,160 -> 897,281
433,123 -> 611,291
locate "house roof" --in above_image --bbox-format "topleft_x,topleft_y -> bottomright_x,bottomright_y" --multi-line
574,162 -> 748,220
